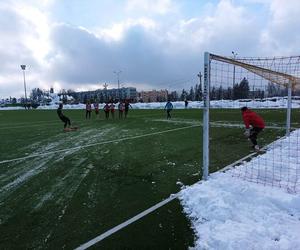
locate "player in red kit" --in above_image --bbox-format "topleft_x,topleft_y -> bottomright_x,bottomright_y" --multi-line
241,107 -> 265,151
103,103 -> 110,119
110,102 -> 115,119
93,102 -> 99,119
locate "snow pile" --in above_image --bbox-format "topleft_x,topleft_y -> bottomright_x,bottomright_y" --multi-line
208,98 -> 300,109
37,103 -> 86,110
49,93 -> 60,104
131,98 -> 300,109
179,129 -> 300,250
47,93 -> 74,104
1,97 -> 300,110
33,98 -> 300,110
0,106 -> 25,110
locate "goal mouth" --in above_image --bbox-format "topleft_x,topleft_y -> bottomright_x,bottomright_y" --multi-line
202,52 -> 300,193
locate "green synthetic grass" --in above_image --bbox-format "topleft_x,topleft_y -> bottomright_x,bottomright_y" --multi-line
0,108 -> 299,249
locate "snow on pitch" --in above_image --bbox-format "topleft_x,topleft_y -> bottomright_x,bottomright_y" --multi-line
179,129 -> 300,250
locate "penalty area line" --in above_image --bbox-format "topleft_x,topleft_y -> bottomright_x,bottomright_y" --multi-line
0,124 -> 200,165
74,138 -> 280,249
74,194 -> 178,250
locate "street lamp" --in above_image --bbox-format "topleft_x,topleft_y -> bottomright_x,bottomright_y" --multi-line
103,83 -> 108,102
20,65 -> 28,108
113,70 -> 122,100
197,71 -> 203,101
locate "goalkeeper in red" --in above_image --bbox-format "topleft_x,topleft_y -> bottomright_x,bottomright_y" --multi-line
241,107 -> 265,151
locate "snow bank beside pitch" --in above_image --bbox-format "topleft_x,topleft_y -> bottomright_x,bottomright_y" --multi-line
1,97 -> 300,110
179,129 -> 300,250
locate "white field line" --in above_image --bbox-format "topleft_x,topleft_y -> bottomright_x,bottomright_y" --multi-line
210,122 -> 287,130
1,122 -> 288,164
74,139 -> 279,249
74,194 -> 178,250
0,125 -> 200,164
154,119 -> 288,130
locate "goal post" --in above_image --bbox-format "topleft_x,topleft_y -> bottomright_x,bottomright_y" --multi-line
202,52 -> 210,181
202,52 -> 300,193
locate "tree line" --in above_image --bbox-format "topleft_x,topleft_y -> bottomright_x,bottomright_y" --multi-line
178,78 -> 300,101
27,78 -> 300,105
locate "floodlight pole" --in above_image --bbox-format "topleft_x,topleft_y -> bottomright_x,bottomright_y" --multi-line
197,71 -> 202,101
114,70 -> 122,100
203,52 -> 210,181
103,83 -> 108,102
198,72 -> 202,85
20,65 -> 27,108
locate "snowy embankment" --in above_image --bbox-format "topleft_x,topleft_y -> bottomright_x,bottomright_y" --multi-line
132,98 -> 300,109
0,106 -> 25,110
179,129 -> 300,250
37,103 -> 86,110
1,97 -> 300,110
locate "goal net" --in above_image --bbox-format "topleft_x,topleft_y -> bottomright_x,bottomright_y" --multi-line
202,52 -> 300,193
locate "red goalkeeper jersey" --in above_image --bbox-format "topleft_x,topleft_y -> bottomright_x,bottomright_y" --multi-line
242,109 -> 265,129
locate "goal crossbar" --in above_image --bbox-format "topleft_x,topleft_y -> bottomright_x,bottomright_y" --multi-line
210,54 -> 300,89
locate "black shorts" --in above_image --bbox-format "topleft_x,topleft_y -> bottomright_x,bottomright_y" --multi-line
250,127 -> 263,135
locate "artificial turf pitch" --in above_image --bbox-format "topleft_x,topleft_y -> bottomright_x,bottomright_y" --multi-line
0,108 -> 297,249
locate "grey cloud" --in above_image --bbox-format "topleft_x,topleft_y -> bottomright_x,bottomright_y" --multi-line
260,1 -> 300,55
0,7 -> 40,75
48,24 -> 114,83
46,23 -> 201,90
0,6 -> 42,98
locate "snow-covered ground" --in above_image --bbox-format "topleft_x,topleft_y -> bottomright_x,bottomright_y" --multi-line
179,129 -> 300,250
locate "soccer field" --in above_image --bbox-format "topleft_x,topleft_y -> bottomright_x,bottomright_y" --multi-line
0,108 -> 298,249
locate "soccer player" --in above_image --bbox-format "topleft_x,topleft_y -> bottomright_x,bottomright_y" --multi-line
241,106 -> 265,151
118,101 -> 125,119
184,100 -> 188,109
57,103 -> 71,130
110,102 -> 115,119
103,102 -> 110,119
93,102 -> 99,119
86,101 -> 92,119
164,100 -> 173,119
124,99 -> 132,119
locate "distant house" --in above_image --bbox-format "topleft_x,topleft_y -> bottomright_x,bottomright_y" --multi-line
138,89 -> 168,102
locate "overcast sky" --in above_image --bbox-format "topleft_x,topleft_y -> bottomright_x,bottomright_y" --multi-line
0,0 -> 300,98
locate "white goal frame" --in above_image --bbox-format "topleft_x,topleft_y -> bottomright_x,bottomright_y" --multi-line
202,52 -> 295,180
